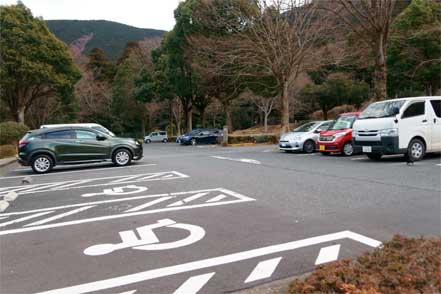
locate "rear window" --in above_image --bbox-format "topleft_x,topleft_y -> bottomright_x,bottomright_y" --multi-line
44,130 -> 72,139
21,133 -> 41,142
430,100 -> 441,118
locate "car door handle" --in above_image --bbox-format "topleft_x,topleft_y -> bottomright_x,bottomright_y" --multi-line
422,119 -> 427,123
434,118 -> 438,123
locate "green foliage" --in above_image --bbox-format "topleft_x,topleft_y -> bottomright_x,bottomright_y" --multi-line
46,20 -> 165,61
0,121 -> 29,145
133,68 -> 156,104
0,4 -> 80,123
290,235 -> 441,294
87,48 -> 115,81
388,0 -> 441,96
302,73 -> 369,119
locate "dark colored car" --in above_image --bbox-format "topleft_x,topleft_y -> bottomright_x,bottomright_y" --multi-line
18,127 -> 143,173
179,128 -> 223,145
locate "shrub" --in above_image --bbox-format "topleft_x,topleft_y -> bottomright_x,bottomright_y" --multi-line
228,134 -> 278,144
289,235 -> 441,294
0,144 -> 17,159
0,121 -> 29,145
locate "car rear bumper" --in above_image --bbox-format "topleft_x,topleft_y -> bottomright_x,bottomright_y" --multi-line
17,156 -> 29,166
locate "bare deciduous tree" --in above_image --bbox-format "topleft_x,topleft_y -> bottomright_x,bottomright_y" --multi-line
319,0 -> 398,101
189,0 -> 330,132
242,91 -> 276,133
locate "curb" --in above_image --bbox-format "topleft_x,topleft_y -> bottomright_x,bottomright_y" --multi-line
0,157 -> 16,168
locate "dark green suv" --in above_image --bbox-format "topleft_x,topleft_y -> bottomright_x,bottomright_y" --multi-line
18,127 -> 143,173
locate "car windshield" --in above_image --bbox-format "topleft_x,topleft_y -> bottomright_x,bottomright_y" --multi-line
359,100 -> 406,119
293,122 -> 318,132
329,115 -> 357,130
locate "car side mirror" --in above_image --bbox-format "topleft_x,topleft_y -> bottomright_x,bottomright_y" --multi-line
314,129 -> 322,133
96,134 -> 107,141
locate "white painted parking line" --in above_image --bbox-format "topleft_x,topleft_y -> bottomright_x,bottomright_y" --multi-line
244,257 -> 282,283
314,244 -> 341,265
0,211 -> 53,228
173,272 -> 215,294
167,192 -> 209,207
34,231 -> 381,294
124,197 -> 173,212
1,163 -> 157,180
25,206 -> 96,227
0,171 -> 189,196
0,188 -> 255,235
206,194 -> 227,203
116,291 -> 136,294
211,156 -> 261,165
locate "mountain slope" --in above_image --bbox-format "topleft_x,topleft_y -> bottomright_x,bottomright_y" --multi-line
46,20 -> 165,61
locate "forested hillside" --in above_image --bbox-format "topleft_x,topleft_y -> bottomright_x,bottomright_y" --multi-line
46,20 -> 165,60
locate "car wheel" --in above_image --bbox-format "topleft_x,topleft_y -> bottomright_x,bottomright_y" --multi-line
112,149 -> 132,167
342,142 -> 354,156
366,153 -> 382,161
162,139 -> 168,143
145,139 -> 151,144
31,154 -> 54,174
303,140 -> 315,153
405,138 -> 425,162
191,139 -> 197,146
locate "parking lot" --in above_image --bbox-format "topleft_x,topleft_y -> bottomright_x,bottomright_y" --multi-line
1,143 -> 440,294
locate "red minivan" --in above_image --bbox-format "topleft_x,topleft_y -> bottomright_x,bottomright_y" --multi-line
317,112 -> 361,156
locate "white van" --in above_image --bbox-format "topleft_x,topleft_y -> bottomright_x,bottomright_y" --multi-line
40,123 -> 115,137
353,96 -> 441,161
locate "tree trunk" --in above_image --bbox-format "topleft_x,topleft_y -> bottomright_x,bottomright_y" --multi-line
187,106 -> 192,132
200,108 -> 206,128
222,101 -> 233,132
168,100 -> 174,136
281,81 -> 290,133
322,108 -> 328,120
140,107 -> 146,138
264,112 -> 269,133
16,107 -> 25,124
373,36 -> 388,101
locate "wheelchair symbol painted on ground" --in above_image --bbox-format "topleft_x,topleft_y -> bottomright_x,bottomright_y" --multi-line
81,185 -> 148,197
83,219 -> 205,256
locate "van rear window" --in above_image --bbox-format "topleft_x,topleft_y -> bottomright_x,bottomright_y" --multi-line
430,100 -> 441,118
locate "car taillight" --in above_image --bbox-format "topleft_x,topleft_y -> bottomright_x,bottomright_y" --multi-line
19,140 -> 28,146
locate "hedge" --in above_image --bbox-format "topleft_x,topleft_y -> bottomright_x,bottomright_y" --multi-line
0,121 -> 29,145
289,235 -> 441,294
228,134 -> 278,144
0,144 -> 17,159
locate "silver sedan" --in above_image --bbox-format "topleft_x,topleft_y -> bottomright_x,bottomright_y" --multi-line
279,121 -> 333,153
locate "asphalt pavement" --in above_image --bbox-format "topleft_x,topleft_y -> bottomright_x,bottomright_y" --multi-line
0,143 -> 440,294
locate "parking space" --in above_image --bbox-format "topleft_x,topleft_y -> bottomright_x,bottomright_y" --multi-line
1,143 -> 440,293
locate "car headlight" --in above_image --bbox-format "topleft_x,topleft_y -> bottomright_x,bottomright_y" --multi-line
334,132 -> 346,138
352,130 -> 358,136
380,128 -> 398,137
135,141 -> 141,146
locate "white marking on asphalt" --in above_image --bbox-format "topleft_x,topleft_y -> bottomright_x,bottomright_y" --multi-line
244,257 -> 282,283
173,272 -> 215,294
110,175 -> 141,184
82,185 -> 148,197
1,164 -> 157,180
115,291 -> 136,294
24,206 -> 96,227
0,216 -> 9,220
168,192 -> 208,207
211,156 -> 261,165
0,171 -> 189,196
436,164 -> 441,166
0,188 -> 255,235
0,211 -> 53,228
314,244 -> 341,265
350,157 -> 367,161
205,194 -> 227,203
124,197 -> 173,212
34,231 -> 381,294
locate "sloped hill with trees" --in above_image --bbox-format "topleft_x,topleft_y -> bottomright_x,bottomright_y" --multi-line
46,20 -> 165,60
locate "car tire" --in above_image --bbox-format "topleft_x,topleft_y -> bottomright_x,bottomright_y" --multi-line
145,139 -> 151,144
191,139 -> 197,146
342,142 -> 354,156
112,148 -> 132,167
366,153 -> 382,161
31,154 -> 54,174
162,139 -> 168,143
405,138 -> 425,162
303,140 -> 315,153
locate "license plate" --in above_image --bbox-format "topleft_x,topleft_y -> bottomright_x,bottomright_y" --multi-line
319,145 -> 325,151
362,146 -> 372,153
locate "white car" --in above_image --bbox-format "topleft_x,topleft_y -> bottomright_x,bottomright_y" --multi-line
279,121 -> 333,153
40,123 -> 115,136
144,131 -> 168,143
353,96 -> 441,161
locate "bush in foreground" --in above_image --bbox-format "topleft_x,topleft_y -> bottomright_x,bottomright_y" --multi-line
0,144 -> 17,159
289,235 -> 441,294
0,121 -> 29,145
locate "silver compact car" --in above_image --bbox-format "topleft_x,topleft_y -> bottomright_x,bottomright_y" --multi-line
279,121 -> 333,153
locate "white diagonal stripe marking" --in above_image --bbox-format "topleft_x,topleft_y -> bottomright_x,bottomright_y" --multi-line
315,244 -> 340,265
168,192 -> 208,207
124,197 -> 173,212
173,272 -> 215,294
244,257 -> 282,283
24,206 -> 96,227
0,211 -> 53,228
205,194 -> 227,203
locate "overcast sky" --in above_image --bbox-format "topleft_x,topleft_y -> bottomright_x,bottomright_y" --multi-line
0,0 -> 182,31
